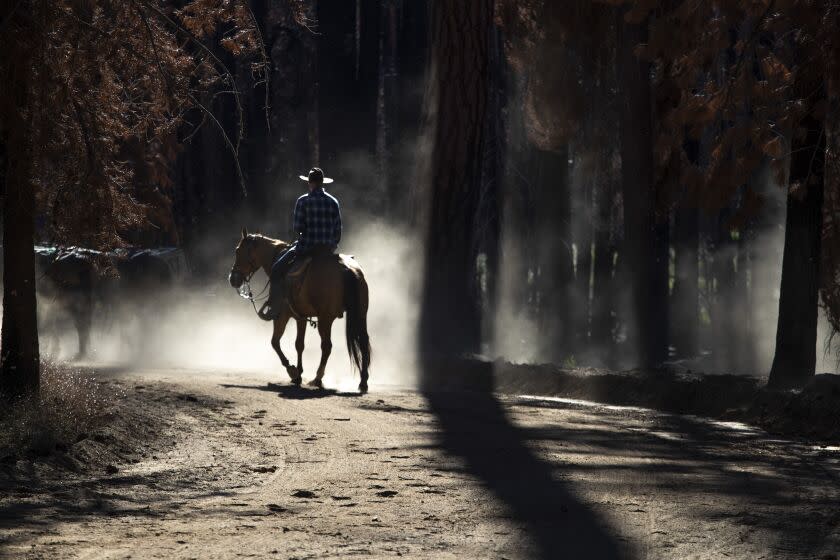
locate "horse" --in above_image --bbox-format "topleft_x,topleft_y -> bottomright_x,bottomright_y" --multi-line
35,246 -> 188,360
228,228 -> 371,392
36,247 -> 97,359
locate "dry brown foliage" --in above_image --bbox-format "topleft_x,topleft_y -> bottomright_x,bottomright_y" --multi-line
624,0 -> 840,344
0,0 -> 266,249
498,0 -> 840,342
495,0 -> 617,152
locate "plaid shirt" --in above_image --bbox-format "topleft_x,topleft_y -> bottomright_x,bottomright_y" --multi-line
292,187 -> 342,251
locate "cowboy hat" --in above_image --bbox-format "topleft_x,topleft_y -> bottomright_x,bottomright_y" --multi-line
299,167 -> 334,185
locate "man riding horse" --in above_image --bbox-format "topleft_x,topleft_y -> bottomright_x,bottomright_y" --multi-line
227,166 -> 370,391
258,167 -> 341,321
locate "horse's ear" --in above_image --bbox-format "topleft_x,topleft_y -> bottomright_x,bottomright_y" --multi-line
241,227 -> 248,239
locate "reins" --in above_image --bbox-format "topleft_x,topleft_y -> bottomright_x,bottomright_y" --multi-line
236,260 -> 270,315
240,275 -> 271,314
238,267 -> 318,330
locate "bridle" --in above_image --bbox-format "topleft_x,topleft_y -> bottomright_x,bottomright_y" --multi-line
231,242 -> 267,310
231,241 -> 319,329
234,265 -> 271,317
230,237 -> 318,329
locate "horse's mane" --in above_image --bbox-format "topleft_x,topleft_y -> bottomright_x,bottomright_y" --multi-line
247,233 -> 288,248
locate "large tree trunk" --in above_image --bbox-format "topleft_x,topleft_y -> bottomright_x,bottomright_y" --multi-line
617,14 -> 668,368
419,0 -> 492,360
477,23 -> 505,351
768,115 -> 826,389
1,40 -> 39,396
1,162 -> 39,397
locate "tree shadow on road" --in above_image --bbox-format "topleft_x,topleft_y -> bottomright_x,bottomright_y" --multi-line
509,396 -> 840,557
420,358 -> 627,559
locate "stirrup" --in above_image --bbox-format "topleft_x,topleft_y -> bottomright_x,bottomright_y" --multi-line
257,301 -> 281,321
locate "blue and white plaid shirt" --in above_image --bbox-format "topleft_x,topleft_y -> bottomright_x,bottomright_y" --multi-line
292,187 -> 342,251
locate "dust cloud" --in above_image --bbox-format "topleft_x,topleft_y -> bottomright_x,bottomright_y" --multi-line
487,150 -> 839,377
38,219 -> 422,390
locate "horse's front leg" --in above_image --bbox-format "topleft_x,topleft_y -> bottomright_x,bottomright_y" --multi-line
270,309 -> 300,385
309,318 -> 334,389
294,318 -> 306,380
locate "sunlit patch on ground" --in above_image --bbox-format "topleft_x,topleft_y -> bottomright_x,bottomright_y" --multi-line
516,395 -> 654,415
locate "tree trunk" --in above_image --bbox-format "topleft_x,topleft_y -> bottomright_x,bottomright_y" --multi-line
572,155 -> 594,355
419,0 -> 492,360
376,0 -> 400,213
256,0 -> 319,237
1,49 -> 39,396
533,146 -> 573,363
477,22 -> 505,352
733,225 -> 753,373
750,162 -> 786,372
590,149 -> 619,359
617,13 -> 668,368
710,222 -> 738,371
671,138 -> 699,358
672,206 -> 699,357
768,115 -> 826,389
652,212 -> 670,365
392,0 -> 428,221
317,0 -> 378,206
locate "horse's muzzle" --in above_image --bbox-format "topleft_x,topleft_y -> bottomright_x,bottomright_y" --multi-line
229,270 -> 243,289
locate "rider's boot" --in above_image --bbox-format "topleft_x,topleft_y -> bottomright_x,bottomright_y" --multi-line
258,278 -> 287,321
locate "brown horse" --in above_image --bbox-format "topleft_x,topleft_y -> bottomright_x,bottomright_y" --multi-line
228,228 -> 371,391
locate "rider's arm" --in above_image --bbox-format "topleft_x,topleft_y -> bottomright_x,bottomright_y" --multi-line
334,203 -> 342,246
292,196 -> 306,237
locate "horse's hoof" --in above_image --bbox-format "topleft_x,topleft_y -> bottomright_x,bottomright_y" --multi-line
358,382 -> 368,393
307,379 -> 323,389
291,377 -> 302,386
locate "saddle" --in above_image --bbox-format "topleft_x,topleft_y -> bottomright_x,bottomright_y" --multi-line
285,252 -> 342,303
258,252 -> 353,321
287,256 -> 314,279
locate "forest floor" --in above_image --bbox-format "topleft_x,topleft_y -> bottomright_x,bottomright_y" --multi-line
0,366 -> 839,559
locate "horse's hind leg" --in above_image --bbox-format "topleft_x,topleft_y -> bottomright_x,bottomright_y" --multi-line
294,319 -> 306,379
308,318 -> 333,388
360,367 -> 369,393
271,310 -> 300,384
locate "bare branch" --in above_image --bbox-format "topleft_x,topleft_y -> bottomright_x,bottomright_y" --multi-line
139,0 -> 246,153
243,0 -> 271,133
188,92 -> 248,197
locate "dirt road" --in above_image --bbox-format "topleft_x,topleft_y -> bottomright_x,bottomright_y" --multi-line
2,369 -> 839,559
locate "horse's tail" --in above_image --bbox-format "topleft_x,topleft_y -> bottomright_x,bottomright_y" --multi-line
343,266 -> 371,375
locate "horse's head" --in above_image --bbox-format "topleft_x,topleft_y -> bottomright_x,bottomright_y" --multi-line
228,227 -> 260,289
